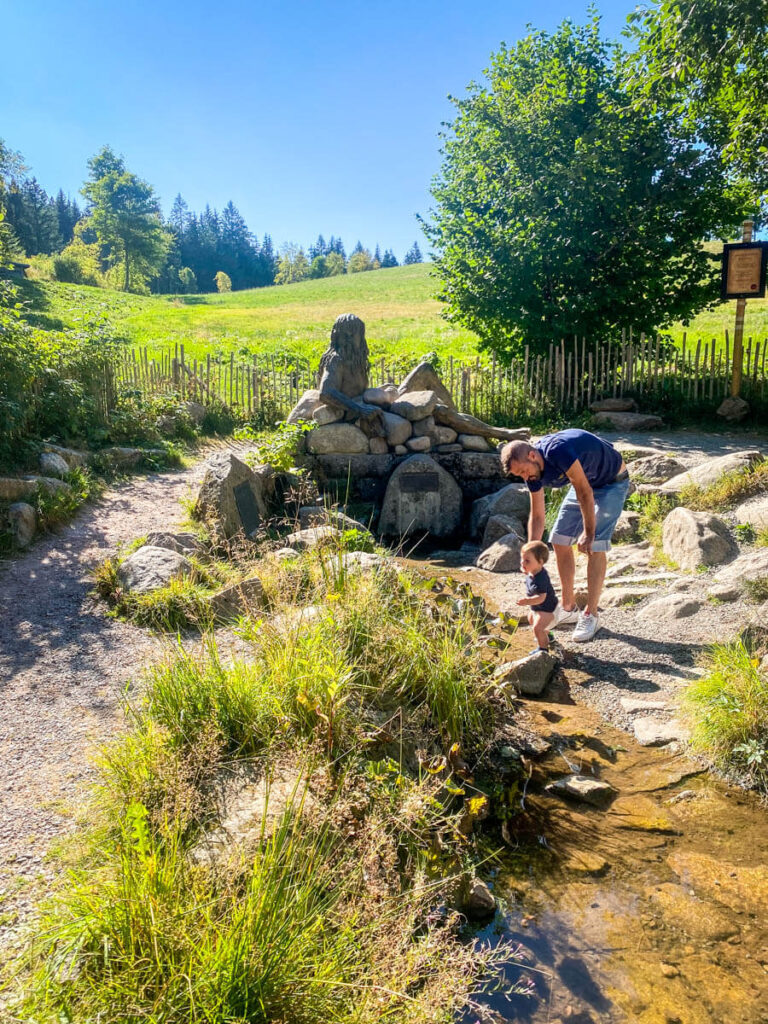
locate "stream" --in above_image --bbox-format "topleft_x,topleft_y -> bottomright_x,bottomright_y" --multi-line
404,556 -> 768,1024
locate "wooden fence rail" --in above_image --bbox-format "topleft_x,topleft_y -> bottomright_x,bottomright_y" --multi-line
98,331 -> 768,427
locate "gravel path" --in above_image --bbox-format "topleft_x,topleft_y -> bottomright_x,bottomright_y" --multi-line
0,447 -> 237,950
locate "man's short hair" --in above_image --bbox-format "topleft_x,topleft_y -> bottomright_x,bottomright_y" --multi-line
522,540 -> 549,564
500,440 -> 534,476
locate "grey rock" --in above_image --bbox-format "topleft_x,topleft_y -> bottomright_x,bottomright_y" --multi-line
394,444 -> 408,455
463,877 -> 496,920
660,450 -> 763,492
612,510 -> 641,543
412,415 -> 435,437
590,397 -> 638,412
601,586 -> 655,608
285,526 -> 343,550
306,423 -> 369,454
0,476 -> 72,501
209,576 -> 264,619
381,411 -> 413,446
633,717 -> 689,747
662,507 -> 737,570
42,442 -> 88,468
39,451 -> 70,479
716,395 -> 750,422
378,454 -> 462,538
368,436 -> 389,454
341,551 -> 388,572
459,434 -> 491,452
181,400 -> 206,425
432,426 -> 458,445
435,443 -> 462,453
363,386 -> 397,407
712,548 -> 768,591
493,650 -> 557,695
620,697 -> 669,712
144,531 -> 204,557
592,411 -> 664,430
272,547 -> 299,561
481,514 -> 525,551
287,388 -> 323,425
476,532 -> 524,572
470,483 -> 530,538
116,545 -> 193,595
627,454 -> 687,484
638,594 -> 702,620
397,361 -> 456,410
615,443 -> 664,461
546,774 -> 617,808
406,436 -> 432,452
312,403 -> 345,425
707,582 -> 741,602
8,502 -> 36,547
101,446 -> 166,467
298,506 -> 366,531
733,495 -> 768,532
194,451 -> 268,538
389,389 -> 439,421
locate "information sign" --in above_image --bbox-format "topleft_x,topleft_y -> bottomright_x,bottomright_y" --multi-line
721,242 -> 768,300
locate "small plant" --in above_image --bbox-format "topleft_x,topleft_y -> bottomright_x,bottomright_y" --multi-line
678,459 -> 768,513
744,575 -> 768,603
735,522 -> 757,544
238,420 -> 313,472
683,640 -> 768,793
756,528 -> 768,548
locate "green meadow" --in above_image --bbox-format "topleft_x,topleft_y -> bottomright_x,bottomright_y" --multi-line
21,262 -> 768,366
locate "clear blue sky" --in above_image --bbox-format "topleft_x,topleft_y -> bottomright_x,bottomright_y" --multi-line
2,0 -> 636,261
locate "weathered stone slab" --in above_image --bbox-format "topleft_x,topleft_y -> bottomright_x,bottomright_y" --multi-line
638,594 -> 702,620
7,502 -> 36,547
660,450 -> 763,492
117,545 -> 193,595
406,436 -> 432,452
0,476 -> 71,500
381,411 -> 412,446
470,483 -> 530,537
592,411 -> 664,430
42,442 -> 88,469
662,507 -> 737,570
590,397 -> 638,412
712,548 -> 768,591
209,576 -> 264,619
627,453 -> 687,484
286,388 -> 323,425
546,774 -> 617,807
389,390 -> 439,421
194,451 -> 268,538
481,514 -> 525,551
144,531 -> 205,557
459,434 -> 491,452
476,532 -> 523,572
633,717 -> 690,746
285,526 -> 342,550
306,423 -> 369,454
368,436 -> 389,454
39,451 -> 70,479
493,650 -> 557,695
378,454 -> 462,538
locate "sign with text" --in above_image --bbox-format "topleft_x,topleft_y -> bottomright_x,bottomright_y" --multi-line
721,242 -> 768,300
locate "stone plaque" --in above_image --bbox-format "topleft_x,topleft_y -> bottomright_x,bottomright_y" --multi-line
233,481 -> 261,537
400,472 -> 440,493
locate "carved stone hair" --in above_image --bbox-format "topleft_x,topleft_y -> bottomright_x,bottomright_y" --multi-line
318,313 -> 370,384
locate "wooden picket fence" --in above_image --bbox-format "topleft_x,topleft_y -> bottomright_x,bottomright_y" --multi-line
106,331 -> 768,426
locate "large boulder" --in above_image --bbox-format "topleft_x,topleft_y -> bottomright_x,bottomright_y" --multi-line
660,450 -> 763,493
381,411 -> 412,446
493,650 -> 557,695
661,507 -> 737,570
117,545 -> 193,595
733,496 -> 768,532
589,398 -> 638,413
39,451 -> 70,479
194,451 -> 268,538
470,483 -> 530,538
181,400 -> 206,425
591,411 -> 664,430
0,476 -> 71,501
481,514 -> 525,551
312,403 -> 344,425
476,532 -> 523,572
144,531 -> 205,557
406,436 -> 432,452
397,362 -> 456,410
42,442 -> 87,469
627,453 -> 687,484
716,395 -> 750,422
378,454 -> 462,538
363,385 -> 398,407
306,423 -> 369,454
712,549 -> 768,593
287,389 -> 323,425
389,390 -> 439,422
8,502 -> 36,548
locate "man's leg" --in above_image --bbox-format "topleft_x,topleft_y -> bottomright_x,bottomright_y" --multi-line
553,544 -> 576,610
586,551 -> 607,617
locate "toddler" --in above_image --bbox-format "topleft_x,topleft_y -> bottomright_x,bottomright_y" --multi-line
517,540 -> 559,654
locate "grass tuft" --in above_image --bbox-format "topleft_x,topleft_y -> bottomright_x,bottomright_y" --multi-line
678,459 -> 768,513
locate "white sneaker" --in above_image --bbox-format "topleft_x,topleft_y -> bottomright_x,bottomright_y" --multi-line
552,603 -> 580,627
572,611 -> 600,642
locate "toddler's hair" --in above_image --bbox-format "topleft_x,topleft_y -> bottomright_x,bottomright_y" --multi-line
521,540 -> 549,564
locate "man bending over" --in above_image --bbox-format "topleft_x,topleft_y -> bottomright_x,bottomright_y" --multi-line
499,429 -> 630,642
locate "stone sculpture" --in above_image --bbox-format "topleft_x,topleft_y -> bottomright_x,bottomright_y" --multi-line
316,314 -> 385,437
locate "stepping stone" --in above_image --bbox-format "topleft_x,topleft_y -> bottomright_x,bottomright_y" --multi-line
638,595 -> 702,620
545,774 -> 617,808
633,717 -> 689,747
620,698 -> 669,713
601,587 -> 655,608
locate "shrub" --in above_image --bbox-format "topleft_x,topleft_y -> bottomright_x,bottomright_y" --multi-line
683,640 -> 768,793
215,270 -> 232,292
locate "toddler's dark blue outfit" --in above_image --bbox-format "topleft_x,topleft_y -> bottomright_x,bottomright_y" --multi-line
525,567 -> 558,613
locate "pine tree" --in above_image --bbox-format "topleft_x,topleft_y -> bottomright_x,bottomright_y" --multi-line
373,243 -> 382,269
381,249 -> 398,268
403,241 -> 423,264
55,190 -> 80,246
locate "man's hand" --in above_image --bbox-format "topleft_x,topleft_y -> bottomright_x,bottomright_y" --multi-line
577,531 -> 594,555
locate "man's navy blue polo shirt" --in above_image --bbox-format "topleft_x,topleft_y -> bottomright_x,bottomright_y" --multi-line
527,429 -> 622,493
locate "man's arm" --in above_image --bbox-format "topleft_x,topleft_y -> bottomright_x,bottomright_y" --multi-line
528,488 -> 546,541
564,459 -> 596,552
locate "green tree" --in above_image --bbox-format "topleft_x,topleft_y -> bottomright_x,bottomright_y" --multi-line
423,17 -> 744,355
381,249 -> 398,268
324,251 -> 346,276
5,178 -> 61,255
403,241 -> 422,264
275,243 -> 310,284
82,145 -> 170,291
627,0 -> 768,209
348,247 -> 374,273
0,139 -> 25,265
215,270 -> 232,292
309,254 -> 329,278
178,266 -> 197,293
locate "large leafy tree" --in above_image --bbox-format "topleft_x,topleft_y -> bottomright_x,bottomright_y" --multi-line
82,145 -> 169,291
423,17 -> 746,355
627,0 -> 768,211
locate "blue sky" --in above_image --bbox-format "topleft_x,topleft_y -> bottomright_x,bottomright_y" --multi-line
2,0 -> 637,260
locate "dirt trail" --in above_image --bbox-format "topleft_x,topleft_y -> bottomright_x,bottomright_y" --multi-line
0,448 -> 237,948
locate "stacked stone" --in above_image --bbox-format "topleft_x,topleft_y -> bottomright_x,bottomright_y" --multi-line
292,385 -> 496,458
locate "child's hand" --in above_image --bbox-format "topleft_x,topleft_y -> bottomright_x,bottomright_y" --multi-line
517,597 -> 529,607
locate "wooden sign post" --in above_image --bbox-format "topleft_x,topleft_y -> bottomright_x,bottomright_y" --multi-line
721,220 -> 768,397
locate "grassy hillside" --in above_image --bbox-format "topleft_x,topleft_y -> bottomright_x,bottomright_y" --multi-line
20,262 -> 768,365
